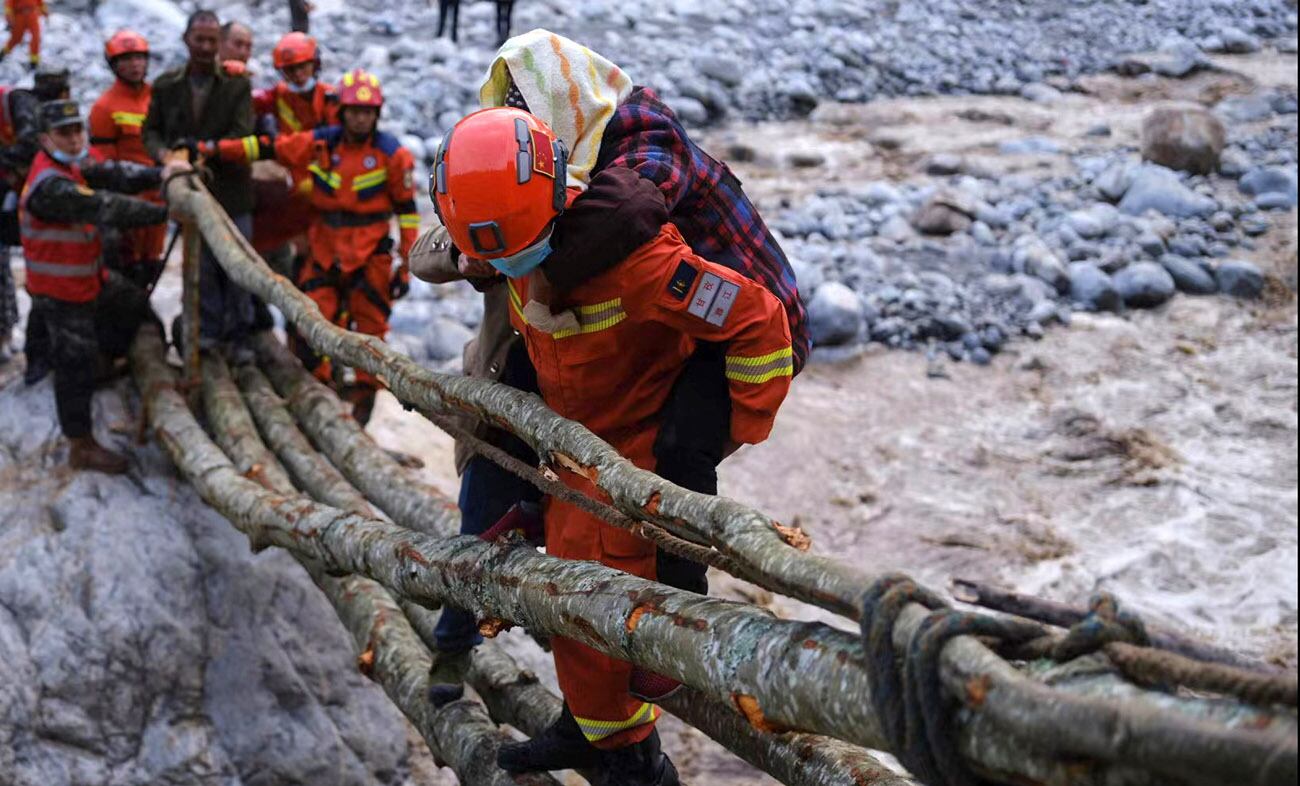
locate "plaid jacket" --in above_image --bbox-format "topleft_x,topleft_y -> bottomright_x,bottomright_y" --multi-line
595,88 -> 810,373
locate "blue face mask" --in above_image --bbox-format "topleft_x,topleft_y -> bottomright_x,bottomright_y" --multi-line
490,233 -> 552,279
290,77 -> 317,94
50,146 -> 89,166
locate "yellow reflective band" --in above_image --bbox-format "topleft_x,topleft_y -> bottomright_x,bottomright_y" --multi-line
725,346 -> 794,384
275,97 -> 303,132
351,168 -> 388,190
398,214 -> 420,228
110,110 -> 145,127
241,135 -> 260,162
573,703 -> 660,742
308,164 -> 341,190
552,298 -> 627,339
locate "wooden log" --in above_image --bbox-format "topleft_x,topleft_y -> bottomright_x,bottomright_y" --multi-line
135,325 -> 556,786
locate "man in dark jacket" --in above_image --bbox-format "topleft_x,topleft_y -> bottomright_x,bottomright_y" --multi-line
22,99 -> 187,473
143,9 -> 259,358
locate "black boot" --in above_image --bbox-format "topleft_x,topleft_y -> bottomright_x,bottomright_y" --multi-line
497,704 -> 601,773
594,729 -> 679,786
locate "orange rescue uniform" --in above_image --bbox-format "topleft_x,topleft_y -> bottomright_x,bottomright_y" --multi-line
505,222 -> 794,749
89,78 -> 165,268
216,128 -> 418,390
3,0 -> 42,66
250,82 -> 338,252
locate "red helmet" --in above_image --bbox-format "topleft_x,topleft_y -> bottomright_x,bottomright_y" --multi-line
105,30 -> 149,61
273,32 -> 318,70
337,69 -> 384,108
432,108 -> 568,259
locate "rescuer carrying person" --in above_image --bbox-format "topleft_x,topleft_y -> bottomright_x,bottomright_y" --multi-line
430,107 -> 795,786
21,99 -> 189,473
89,30 -> 168,291
201,69 -> 419,425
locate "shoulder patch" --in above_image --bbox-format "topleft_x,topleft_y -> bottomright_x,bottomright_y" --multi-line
372,131 -> 400,156
686,271 -> 740,328
666,259 -> 697,301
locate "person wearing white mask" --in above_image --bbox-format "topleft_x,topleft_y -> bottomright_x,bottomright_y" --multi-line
19,99 -> 189,473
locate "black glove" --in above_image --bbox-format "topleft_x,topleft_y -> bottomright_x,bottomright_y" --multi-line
389,263 -> 411,301
169,137 -> 199,162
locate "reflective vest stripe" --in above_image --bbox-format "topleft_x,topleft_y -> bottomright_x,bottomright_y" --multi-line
725,346 -> 794,384
25,260 -> 99,277
397,213 -> 420,229
308,164 -> 341,191
507,284 -> 627,339
351,168 -> 388,190
276,96 -> 303,132
573,703 -> 660,743
19,218 -> 98,244
110,110 -> 146,127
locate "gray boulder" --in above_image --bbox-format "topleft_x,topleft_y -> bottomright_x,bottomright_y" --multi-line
1068,262 -> 1122,311
1021,82 -> 1063,104
424,318 -> 475,363
1013,235 -> 1070,294
1114,262 -> 1177,308
1140,106 -> 1226,175
1215,260 -> 1266,298
1239,166 -> 1299,207
1216,92 -> 1278,124
809,282 -> 865,346
1095,159 -> 1140,202
1160,254 -> 1218,294
912,192 -> 976,236
1118,165 -> 1217,218
696,55 -> 745,87
924,153 -> 965,176
1066,203 -> 1120,239
1213,27 -> 1263,54
790,257 -> 824,298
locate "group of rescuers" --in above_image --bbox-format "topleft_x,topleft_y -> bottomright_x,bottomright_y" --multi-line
11,13 -> 813,785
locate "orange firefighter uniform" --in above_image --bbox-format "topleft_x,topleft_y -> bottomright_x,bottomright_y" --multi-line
89,77 -> 165,270
2,0 -> 43,67
209,127 -> 419,393
250,80 -> 338,252
504,222 -> 794,749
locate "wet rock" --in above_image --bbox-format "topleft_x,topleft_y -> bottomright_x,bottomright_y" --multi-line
1118,165 -> 1217,218
1114,261 -> 1177,308
788,150 -> 827,168
1211,27 -> 1262,54
1239,166 -> 1299,207
809,282 -> 865,346
1013,235 -> 1070,294
1069,262 -> 1122,311
1066,203 -> 1120,239
912,192 -> 976,236
1215,260 -> 1266,298
1021,82 -> 1063,104
1160,254 -> 1218,294
1141,106 -> 1226,175
1216,92 -> 1278,124
999,137 -> 1062,155
924,153 -> 965,176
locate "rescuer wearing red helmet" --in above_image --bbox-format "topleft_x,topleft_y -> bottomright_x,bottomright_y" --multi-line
88,30 -> 168,290
430,107 -> 794,786
201,69 -> 419,424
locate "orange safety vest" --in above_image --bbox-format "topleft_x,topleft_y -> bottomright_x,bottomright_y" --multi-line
256,81 -> 337,135
20,150 -> 104,303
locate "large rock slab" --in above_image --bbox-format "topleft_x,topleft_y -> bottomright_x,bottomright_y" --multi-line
1118,165 -> 1217,218
0,381 -> 418,786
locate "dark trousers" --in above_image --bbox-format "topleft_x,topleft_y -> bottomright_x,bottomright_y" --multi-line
32,274 -> 153,438
289,1 -> 309,33
436,0 -> 460,43
495,1 -> 515,46
200,212 -> 260,345
436,339 -> 543,652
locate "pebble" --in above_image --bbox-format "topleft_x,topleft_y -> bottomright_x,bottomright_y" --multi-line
1068,262 -> 1122,312
1215,260 -> 1266,299
1066,203 -> 1120,239
1160,254 -> 1218,295
925,153 -> 966,176
808,282 -> 865,346
1240,166 -> 1298,207
1114,262 -> 1177,308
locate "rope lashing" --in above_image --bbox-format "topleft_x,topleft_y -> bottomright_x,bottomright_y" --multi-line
1049,592 -> 1151,661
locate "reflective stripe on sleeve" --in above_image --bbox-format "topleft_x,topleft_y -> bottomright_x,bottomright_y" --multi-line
241,135 -> 261,162
26,260 -> 100,277
110,110 -> 146,127
725,347 -> 794,384
398,213 -> 420,229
